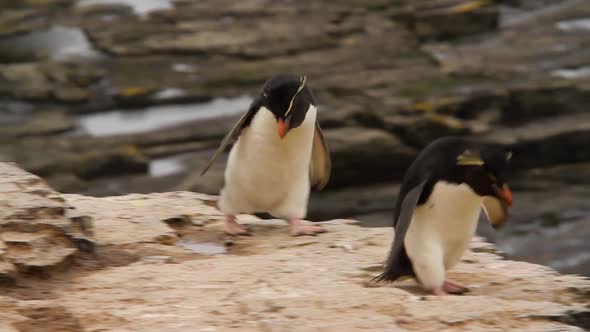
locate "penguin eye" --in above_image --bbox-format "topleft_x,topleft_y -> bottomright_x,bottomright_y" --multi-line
487,173 -> 497,182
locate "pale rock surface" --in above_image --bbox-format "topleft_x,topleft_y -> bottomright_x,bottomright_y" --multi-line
0,163 -> 588,331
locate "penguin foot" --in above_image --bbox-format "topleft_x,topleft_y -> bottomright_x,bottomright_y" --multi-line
443,280 -> 469,294
224,215 -> 250,236
288,219 -> 326,237
432,286 -> 448,296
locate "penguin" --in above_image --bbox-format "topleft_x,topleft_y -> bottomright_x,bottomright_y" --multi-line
201,74 -> 331,236
371,137 -> 513,295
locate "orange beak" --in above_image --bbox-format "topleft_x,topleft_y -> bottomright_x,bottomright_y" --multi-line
278,118 -> 290,139
494,183 -> 512,207
502,184 -> 513,207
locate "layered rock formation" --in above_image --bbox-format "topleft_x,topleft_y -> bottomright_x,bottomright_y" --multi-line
0,163 -> 588,331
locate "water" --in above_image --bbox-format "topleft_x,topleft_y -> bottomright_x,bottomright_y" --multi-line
154,88 -> 187,100
77,0 -> 173,16
0,26 -> 101,61
500,0 -> 584,27
0,101 -> 34,126
77,96 -> 252,137
556,17 -> 590,31
172,63 -> 196,73
551,67 -> 590,79
149,155 -> 188,177
497,209 -> 590,276
176,240 -> 227,255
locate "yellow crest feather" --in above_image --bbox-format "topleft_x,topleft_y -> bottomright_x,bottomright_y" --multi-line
456,149 -> 485,166
285,75 -> 307,116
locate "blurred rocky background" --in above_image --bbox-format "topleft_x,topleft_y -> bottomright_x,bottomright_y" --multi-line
0,0 -> 589,277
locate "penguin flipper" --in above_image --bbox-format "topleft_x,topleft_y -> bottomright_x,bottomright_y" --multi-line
309,121 -> 331,190
200,97 -> 262,176
370,180 -> 427,285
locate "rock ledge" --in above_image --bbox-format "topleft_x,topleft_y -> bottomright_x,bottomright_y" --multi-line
0,163 -> 588,331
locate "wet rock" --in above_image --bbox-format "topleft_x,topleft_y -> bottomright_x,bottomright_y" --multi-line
0,61 -> 102,102
421,0 -> 590,77
178,150 -> 225,195
308,182 -> 399,221
477,113 -> 590,169
393,0 -> 499,41
324,127 -> 417,187
10,140 -> 149,180
0,8 -> 49,39
0,110 -> 75,138
383,113 -> 472,148
501,83 -> 590,125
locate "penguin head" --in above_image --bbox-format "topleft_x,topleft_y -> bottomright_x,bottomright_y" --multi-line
455,146 -> 513,207
259,74 -> 314,139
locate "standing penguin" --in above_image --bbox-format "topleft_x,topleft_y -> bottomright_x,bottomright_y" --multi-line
371,137 -> 512,295
201,74 -> 331,236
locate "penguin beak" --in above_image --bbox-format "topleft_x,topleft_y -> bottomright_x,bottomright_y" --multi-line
494,183 -> 513,207
278,118 -> 290,139
482,183 -> 513,229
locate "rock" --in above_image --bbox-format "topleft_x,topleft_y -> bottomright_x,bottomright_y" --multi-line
478,112 -> 590,170
324,127 -> 417,187
7,139 -> 149,180
0,163 -> 587,331
135,255 -> 174,265
0,163 -> 93,277
500,83 -> 590,125
178,150 -> 226,195
421,0 -> 590,78
0,62 -> 102,102
62,191 -> 221,247
0,110 -> 75,138
392,0 -> 499,41
308,182 -> 399,221
383,113 -> 472,148
0,8 -> 49,39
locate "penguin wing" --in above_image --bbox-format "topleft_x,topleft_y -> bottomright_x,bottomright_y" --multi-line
481,196 -> 509,229
371,180 -> 427,284
309,121 -> 331,190
200,97 -> 262,176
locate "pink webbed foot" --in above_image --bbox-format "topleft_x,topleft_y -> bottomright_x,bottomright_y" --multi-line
432,286 -> 448,296
443,280 -> 469,294
224,215 -> 250,236
430,280 -> 469,295
288,219 -> 326,237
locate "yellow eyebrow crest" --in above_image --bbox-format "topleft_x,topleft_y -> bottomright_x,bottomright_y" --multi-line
285,75 -> 307,116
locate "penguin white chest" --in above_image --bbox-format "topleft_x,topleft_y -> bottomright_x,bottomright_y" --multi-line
219,106 -> 316,219
405,181 -> 482,278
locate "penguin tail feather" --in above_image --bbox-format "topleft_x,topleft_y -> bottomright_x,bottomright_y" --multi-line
368,268 -> 403,287
368,246 -> 414,287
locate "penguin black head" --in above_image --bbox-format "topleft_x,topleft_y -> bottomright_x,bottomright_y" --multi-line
404,137 -> 513,212
394,137 -> 513,231
453,144 -> 513,207
259,74 -> 315,139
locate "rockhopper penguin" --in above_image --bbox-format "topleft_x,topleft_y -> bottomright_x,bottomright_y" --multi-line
201,74 -> 331,236
371,137 -> 513,295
